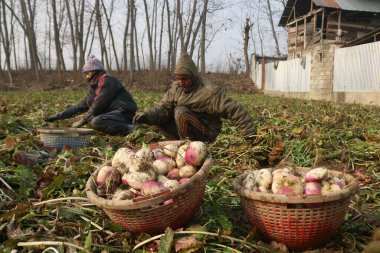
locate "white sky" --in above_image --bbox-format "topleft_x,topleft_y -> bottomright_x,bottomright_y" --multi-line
1,0 -> 288,73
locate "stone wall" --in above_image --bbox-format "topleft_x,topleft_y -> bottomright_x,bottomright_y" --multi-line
308,43 -> 336,101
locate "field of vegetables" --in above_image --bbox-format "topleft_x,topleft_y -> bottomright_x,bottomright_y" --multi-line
0,90 -> 379,252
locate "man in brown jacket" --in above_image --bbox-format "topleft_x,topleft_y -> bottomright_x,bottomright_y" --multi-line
133,52 -> 256,142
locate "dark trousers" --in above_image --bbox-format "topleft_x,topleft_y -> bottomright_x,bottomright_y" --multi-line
90,110 -> 134,135
156,106 -> 217,142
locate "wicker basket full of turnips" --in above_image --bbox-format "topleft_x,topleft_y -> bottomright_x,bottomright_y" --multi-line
233,166 -> 359,251
86,140 -> 212,233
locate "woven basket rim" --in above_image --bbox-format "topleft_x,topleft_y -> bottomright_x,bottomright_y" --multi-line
37,127 -> 94,134
86,140 -> 212,211
232,167 -> 359,204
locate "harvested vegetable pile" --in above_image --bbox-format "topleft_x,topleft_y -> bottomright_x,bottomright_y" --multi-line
0,90 -> 379,252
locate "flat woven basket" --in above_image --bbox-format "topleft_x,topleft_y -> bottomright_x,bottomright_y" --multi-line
37,128 -> 94,150
232,167 -> 359,251
86,140 -> 212,233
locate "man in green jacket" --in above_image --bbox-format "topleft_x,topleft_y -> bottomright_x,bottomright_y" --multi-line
133,52 -> 256,142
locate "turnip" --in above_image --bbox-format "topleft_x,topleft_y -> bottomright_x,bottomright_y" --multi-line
330,184 -> 342,192
128,164 -> 141,173
164,179 -> 180,189
152,148 -> 164,159
185,141 -> 207,167
153,159 -> 171,175
96,166 -> 121,194
179,164 -> 197,178
141,181 -> 166,196
179,178 -> 190,185
122,168 -> 156,190
163,144 -> 179,158
321,180 -> 332,195
331,176 -> 346,188
255,185 -> 269,193
111,148 -> 136,171
243,171 -> 258,191
167,168 -> 180,180
96,165 -> 114,185
256,169 -> 273,188
305,167 -> 328,182
176,143 -> 190,168
134,143 -> 154,164
112,188 -> 135,200
321,177 -> 345,195
157,175 -> 180,189
272,167 -> 293,176
304,182 -> 322,195
272,173 -> 303,195
158,156 -> 176,168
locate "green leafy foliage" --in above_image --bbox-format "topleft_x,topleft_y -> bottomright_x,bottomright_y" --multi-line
0,90 -> 379,252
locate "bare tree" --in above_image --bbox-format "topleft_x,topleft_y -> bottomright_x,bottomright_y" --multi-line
101,0 -> 120,71
0,0 -> 13,83
5,0 -> 41,80
51,0 -> 65,76
158,0 -> 166,70
265,0 -> 281,56
142,0 -> 154,70
176,0 -> 185,52
165,0 -> 173,70
95,0 -> 110,70
243,18 -> 253,76
129,0 -> 135,84
65,0 -> 77,71
200,0 -> 208,74
184,0 -> 198,51
122,2 -> 130,72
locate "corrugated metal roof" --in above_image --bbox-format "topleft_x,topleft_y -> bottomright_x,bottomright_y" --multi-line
279,0 -> 380,26
312,0 -> 380,13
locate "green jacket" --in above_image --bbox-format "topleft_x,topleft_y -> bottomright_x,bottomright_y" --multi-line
144,53 -> 255,139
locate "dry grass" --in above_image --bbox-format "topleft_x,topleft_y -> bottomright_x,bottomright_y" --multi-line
0,70 -> 258,94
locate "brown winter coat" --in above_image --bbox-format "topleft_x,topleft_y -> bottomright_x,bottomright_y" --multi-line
143,53 -> 256,139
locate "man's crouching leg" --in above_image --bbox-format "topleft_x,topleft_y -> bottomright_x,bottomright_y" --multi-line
91,114 -> 135,136
174,106 -> 210,142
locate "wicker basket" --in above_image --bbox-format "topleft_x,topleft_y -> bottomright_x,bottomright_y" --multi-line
86,140 -> 212,233
232,167 -> 359,251
37,128 -> 94,149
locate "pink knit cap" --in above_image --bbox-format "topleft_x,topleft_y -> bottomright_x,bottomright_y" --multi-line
82,55 -> 105,73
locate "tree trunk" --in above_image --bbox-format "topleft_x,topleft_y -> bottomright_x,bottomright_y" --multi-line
200,0 -> 208,74
243,18 -> 253,76
158,0 -> 166,70
65,0 -> 77,71
101,0 -> 120,71
19,0 -> 40,80
129,0 -> 135,84
176,0 -> 184,52
95,0 -> 110,70
189,7 -> 203,58
123,5 -> 130,72
266,0 -> 281,56
0,0 -> 14,83
75,0 -> 85,69
142,0 -> 154,70
51,0 -> 63,77
165,0 -> 172,71
184,0 -> 197,51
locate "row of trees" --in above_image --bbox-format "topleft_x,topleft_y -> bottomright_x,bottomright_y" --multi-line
0,0 -> 286,84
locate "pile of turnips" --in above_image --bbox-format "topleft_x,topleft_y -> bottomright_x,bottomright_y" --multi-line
94,141 -> 208,200
242,167 -> 347,196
